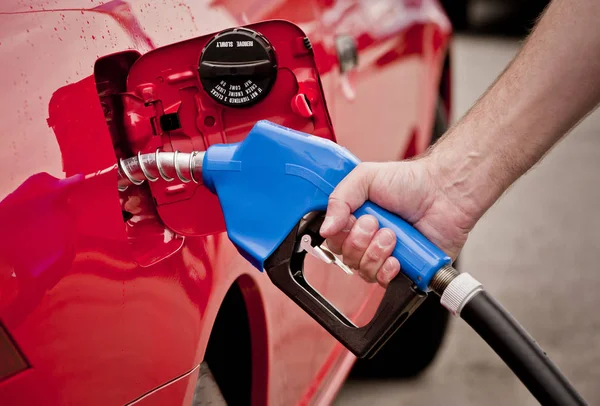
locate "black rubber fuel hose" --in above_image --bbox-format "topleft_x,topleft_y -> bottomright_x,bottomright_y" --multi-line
460,291 -> 586,406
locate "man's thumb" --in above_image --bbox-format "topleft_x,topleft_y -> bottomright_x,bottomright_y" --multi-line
320,163 -> 373,237
320,197 -> 351,236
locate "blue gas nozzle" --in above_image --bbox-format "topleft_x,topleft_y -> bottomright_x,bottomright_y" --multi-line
202,120 -> 451,292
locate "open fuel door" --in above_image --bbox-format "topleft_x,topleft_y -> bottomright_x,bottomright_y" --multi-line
96,21 -> 335,236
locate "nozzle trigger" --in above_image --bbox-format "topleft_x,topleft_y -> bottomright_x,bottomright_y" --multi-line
298,234 -> 353,275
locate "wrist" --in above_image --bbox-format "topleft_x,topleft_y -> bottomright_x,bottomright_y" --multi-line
424,126 -> 505,224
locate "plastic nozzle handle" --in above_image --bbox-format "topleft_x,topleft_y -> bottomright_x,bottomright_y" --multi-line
354,202 -> 451,291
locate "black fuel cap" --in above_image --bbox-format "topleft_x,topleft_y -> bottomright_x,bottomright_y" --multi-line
199,27 -> 277,108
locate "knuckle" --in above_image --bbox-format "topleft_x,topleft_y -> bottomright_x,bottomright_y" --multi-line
364,248 -> 382,263
351,163 -> 374,184
327,195 -> 343,205
342,239 -> 357,258
354,162 -> 368,174
349,238 -> 368,251
326,197 -> 348,215
356,162 -> 374,174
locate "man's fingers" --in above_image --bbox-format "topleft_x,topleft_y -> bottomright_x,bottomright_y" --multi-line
341,215 -> 379,271
320,197 -> 352,237
376,257 -> 401,288
358,228 -> 396,283
325,216 -> 401,287
324,216 -> 355,255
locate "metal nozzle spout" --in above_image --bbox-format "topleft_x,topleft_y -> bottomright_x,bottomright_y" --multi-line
118,150 -> 205,190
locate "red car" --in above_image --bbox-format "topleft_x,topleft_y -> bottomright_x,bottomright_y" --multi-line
0,0 -> 451,404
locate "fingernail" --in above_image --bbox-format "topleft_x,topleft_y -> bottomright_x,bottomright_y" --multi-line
383,258 -> 399,276
320,216 -> 335,234
357,216 -> 378,234
377,229 -> 395,248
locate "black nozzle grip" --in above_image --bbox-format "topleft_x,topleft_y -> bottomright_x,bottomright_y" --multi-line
264,219 -> 426,358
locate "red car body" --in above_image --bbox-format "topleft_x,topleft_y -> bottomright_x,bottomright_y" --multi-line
0,1 -> 451,404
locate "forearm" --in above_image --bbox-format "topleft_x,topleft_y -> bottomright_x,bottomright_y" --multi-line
430,0 -> 600,221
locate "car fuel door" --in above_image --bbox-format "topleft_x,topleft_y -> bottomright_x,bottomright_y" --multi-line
96,21 -> 336,238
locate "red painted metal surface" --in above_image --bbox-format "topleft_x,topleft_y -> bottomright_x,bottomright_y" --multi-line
0,0 -> 451,405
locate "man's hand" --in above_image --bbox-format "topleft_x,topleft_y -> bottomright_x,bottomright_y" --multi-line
319,0 -> 600,288
320,159 -> 474,288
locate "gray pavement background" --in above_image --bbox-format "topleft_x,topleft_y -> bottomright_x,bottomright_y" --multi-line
335,35 -> 600,406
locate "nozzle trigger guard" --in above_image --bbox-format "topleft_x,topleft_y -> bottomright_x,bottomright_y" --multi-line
264,214 -> 427,358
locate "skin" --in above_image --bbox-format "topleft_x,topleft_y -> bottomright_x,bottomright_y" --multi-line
320,0 -> 600,288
